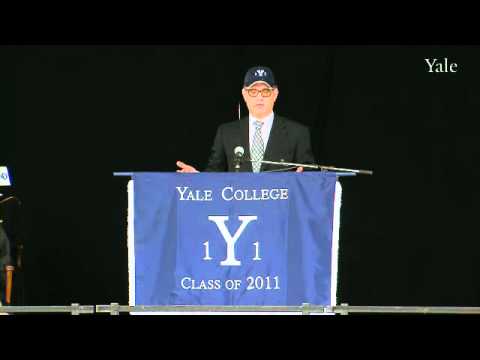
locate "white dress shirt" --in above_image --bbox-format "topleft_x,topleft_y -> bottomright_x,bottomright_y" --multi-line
249,112 -> 274,155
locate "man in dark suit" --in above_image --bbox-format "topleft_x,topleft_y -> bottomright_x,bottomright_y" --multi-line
0,223 -> 10,304
176,66 -> 315,173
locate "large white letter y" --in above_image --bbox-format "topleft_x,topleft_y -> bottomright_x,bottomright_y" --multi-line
208,215 -> 257,266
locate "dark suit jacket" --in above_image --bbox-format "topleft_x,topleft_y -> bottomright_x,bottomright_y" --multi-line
0,223 -> 10,302
204,115 -> 315,172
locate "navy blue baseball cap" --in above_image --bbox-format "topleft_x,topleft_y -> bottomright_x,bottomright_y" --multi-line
243,66 -> 277,88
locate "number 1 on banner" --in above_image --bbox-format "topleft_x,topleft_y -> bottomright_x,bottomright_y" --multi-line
203,241 -> 212,261
253,241 -> 261,261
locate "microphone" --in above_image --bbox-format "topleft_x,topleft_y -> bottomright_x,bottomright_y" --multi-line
234,146 -> 244,157
233,146 -> 245,172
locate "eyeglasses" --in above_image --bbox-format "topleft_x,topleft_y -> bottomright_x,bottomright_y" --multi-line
246,87 -> 275,97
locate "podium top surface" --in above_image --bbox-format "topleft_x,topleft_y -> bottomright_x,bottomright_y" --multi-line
113,171 -> 356,177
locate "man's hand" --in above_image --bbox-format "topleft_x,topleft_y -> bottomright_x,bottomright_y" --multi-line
176,161 -> 199,173
296,167 -> 304,173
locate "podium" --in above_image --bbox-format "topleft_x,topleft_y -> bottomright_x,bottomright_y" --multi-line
115,171 -> 352,314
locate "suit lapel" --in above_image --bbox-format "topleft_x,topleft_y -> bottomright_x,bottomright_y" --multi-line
261,115 -> 286,171
239,117 -> 253,172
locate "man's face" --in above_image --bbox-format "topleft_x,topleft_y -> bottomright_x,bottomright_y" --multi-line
242,82 -> 279,119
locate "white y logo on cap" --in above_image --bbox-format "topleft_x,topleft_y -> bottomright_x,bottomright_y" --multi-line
255,69 -> 266,77
0,166 -> 11,186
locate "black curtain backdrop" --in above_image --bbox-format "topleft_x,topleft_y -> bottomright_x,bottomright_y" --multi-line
1,45 -> 479,306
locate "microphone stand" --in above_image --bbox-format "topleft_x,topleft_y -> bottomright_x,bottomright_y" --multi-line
0,196 -> 23,206
234,159 -> 241,173
247,159 -> 373,175
233,149 -> 244,173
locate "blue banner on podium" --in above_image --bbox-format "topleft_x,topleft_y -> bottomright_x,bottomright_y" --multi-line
128,172 -> 341,307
